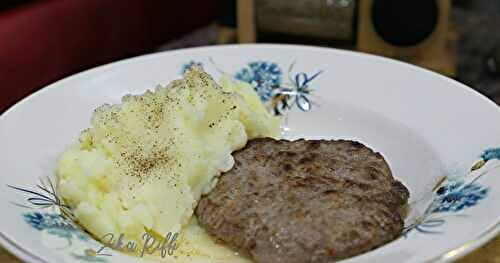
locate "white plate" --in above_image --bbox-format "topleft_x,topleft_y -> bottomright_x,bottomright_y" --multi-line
1,44 -> 500,263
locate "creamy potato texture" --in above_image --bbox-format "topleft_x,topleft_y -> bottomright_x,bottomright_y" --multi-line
56,67 -> 279,260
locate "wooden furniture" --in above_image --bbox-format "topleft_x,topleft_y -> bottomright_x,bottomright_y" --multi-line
236,0 -> 456,76
357,0 -> 455,76
0,0 -> 217,113
237,0 -> 256,43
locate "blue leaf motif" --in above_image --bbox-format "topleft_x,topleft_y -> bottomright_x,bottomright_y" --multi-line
271,70 -> 322,115
11,182 -> 105,260
235,61 -> 282,101
294,71 -> 322,93
24,212 -> 45,230
431,182 -> 488,213
296,95 -> 311,111
481,148 -> 500,162
23,212 -> 88,241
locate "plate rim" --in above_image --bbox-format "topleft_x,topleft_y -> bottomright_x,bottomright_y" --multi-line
1,43 -> 499,263
2,43 -> 500,119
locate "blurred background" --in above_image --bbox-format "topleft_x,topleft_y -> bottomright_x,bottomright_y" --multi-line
1,0 -> 500,113
0,0 -> 499,262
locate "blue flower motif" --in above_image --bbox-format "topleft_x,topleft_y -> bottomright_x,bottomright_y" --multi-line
24,212 -> 62,230
481,148 -> 500,162
23,212 -> 88,241
404,180 -> 489,237
432,182 -> 488,213
235,61 -> 282,101
181,60 -> 203,75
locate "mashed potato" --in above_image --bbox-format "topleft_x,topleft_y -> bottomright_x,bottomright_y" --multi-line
56,67 -> 279,260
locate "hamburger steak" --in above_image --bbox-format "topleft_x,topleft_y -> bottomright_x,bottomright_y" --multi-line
196,138 -> 410,262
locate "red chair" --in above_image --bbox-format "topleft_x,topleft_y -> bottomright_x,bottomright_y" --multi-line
0,0 -> 217,112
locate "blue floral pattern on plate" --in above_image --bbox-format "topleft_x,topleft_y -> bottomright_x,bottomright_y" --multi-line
271,70 -> 322,114
5,62 -> 500,262
23,212 -> 88,241
481,148 -> 500,162
184,59 -> 323,115
404,180 -> 490,235
432,182 -> 488,213
404,148 -> 500,235
9,178 -> 108,262
235,61 -> 282,101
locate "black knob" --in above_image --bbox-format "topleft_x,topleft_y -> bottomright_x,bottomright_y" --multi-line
371,0 -> 439,46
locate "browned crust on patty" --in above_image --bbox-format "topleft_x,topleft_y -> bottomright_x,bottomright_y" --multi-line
196,138 -> 410,263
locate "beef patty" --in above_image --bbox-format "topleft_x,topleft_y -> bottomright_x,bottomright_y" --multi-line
196,138 -> 409,263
